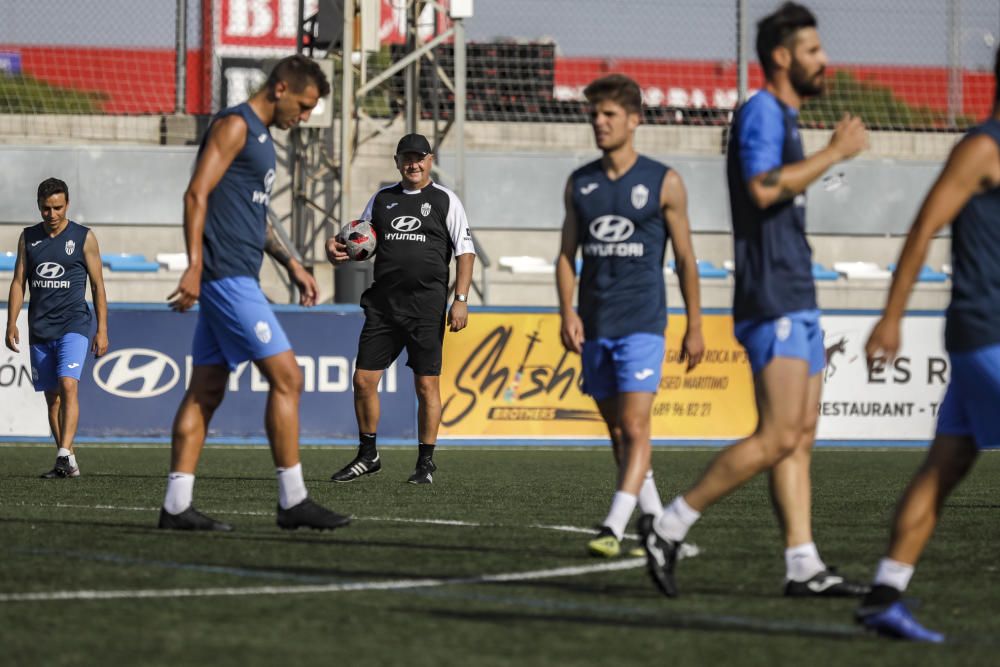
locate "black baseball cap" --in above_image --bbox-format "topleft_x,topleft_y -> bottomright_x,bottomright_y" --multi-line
395,133 -> 432,156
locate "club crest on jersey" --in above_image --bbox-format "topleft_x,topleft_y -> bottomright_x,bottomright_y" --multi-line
65,239 -> 75,255
631,184 -> 649,209
421,202 -> 431,217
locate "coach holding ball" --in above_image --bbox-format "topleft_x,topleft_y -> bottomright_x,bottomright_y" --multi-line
325,133 -> 476,484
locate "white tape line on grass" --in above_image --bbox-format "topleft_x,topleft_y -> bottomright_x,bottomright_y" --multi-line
0,559 -> 644,603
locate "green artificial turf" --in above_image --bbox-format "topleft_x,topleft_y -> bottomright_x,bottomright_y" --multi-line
1,444 -> 997,666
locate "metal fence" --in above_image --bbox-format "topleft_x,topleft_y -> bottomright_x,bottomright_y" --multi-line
0,0 -> 995,137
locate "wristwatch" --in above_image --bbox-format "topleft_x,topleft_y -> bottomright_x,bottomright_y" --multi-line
455,294 -> 468,303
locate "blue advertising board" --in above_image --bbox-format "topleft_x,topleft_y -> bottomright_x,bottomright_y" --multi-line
76,305 -> 416,441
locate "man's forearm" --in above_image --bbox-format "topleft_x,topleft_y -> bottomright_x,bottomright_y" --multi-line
264,224 -> 295,269
453,253 -> 475,296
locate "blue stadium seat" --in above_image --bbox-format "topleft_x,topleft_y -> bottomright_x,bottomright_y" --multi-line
103,253 -> 159,272
812,262 -> 839,281
696,260 -> 728,279
101,252 -> 147,265
0,252 -> 15,271
887,263 -> 948,283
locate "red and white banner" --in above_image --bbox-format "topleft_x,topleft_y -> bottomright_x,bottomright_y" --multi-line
215,0 -> 451,56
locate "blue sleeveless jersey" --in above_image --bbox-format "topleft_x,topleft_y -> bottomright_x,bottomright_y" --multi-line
23,220 -> 92,344
201,103 -> 276,282
727,91 -> 816,322
945,119 -> 1000,352
571,155 -> 669,339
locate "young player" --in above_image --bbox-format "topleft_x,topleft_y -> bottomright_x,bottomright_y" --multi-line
5,177 -> 108,478
556,74 -> 705,558
160,55 -> 349,531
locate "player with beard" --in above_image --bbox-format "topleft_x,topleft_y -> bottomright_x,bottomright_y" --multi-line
640,2 -> 871,598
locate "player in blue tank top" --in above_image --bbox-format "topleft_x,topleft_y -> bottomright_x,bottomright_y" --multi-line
856,49 -> 1000,644
640,3 -> 871,599
5,178 -> 108,479
556,74 -> 705,558
159,55 -> 349,532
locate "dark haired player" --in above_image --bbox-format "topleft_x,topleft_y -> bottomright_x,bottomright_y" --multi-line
640,2 -> 870,598
160,55 -> 350,532
557,73 -> 705,558
6,177 -> 108,478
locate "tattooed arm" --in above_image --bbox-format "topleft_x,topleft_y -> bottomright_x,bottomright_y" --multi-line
265,223 -> 319,307
747,113 -> 867,209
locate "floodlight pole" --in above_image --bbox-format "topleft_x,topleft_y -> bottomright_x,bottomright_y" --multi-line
175,0 -> 187,114
736,0 -> 748,105
340,1 -> 355,233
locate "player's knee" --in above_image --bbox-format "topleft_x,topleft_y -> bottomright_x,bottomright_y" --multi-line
353,371 -> 379,396
414,377 -> 440,403
273,363 -> 303,395
192,385 -> 225,411
619,416 -> 650,444
58,377 -> 78,397
759,428 -> 800,462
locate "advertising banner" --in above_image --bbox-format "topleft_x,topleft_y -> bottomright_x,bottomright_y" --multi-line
817,314 -> 948,440
439,311 -> 950,442
439,312 -> 756,440
1,306 -> 415,441
0,309 -> 51,437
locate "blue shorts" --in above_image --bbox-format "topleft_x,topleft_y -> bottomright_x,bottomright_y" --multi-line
192,276 -> 291,370
581,333 -> 665,401
734,309 -> 825,376
29,332 -> 89,392
936,343 -> 1000,449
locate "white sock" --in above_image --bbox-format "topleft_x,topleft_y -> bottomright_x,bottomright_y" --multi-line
637,471 -> 663,518
276,463 -> 308,510
163,472 -> 195,515
57,447 -> 71,458
602,491 -> 637,540
874,558 -> 914,592
67,454 -> 78,469
785,542 -> 827,582
655,495 -> 700,542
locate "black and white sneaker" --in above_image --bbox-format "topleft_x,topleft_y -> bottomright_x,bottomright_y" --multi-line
330,454 -> 381,483
637,514 -> 681,598
158,506 -> 233,531
785,568 -> 871,597
40,455 -> 80,479
407,457 -> 437,484
277,497 -> 351,531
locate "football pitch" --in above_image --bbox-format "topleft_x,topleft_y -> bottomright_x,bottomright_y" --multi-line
1,444 -> 997,666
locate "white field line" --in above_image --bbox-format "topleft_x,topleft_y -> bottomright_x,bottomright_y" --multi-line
0,559 -> 644,603
8,501 -> 702,557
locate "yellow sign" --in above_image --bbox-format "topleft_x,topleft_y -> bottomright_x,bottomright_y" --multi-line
439,312 -> 757,439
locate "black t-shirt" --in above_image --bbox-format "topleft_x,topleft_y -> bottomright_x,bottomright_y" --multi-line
359,181 -> 475,320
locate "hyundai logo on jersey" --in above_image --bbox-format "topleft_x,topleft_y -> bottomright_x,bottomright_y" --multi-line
386,215 -> 427,242
32,261 -> 71,288
35,262 -> 65,279
584,215 -> 644,257
391,216 -> 422,232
